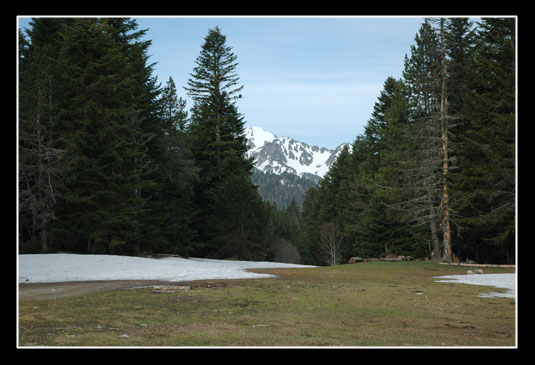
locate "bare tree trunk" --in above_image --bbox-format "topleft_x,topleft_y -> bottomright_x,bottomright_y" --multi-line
440,18 -> 452,263
429,195 -> 441,261
430,219 -> 441,260
319,222 -> 343,266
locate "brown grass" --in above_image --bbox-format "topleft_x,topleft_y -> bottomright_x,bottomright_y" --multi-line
18,261 -> 516,347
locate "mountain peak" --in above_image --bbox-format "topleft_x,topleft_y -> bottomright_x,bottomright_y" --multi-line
244,126 -> 350,179
244,127 -> 277,149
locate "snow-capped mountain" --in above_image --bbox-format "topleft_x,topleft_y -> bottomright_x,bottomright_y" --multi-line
244,126 -> 350,180
244,126 -> 350,209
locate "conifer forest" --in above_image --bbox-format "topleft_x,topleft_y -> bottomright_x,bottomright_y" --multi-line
18,17 -> 516,265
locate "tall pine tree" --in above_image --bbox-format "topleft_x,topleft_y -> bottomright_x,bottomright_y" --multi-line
48,18 -> 159,254
452,18 -> 516,263
142,76 -> 198,255
400,19 -> 446,260
18,19 -> 66,252
184,26 -> 268,259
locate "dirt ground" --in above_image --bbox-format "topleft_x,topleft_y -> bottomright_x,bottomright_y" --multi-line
18,275 -> 260,302
18,280 -> 174,301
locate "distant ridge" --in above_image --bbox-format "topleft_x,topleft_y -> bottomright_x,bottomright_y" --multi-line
244,126 -> 350,209
244,126 -> 350,179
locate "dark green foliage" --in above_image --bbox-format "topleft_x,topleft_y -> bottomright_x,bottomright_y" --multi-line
297,76 -> 412,264
298,145 -> 357,265
19,20 -> 272,260
19,18 -> 197,256
18,20 -> 65,253
50,19 -> 159,254
207,174 -> 269,259
139,77 -> 198,255
297,187 -> 322,265
18,18 -> 515,265
299,18 -> 515,265
251,169 -> 319,209
184,26 -> 269,260
276,200 -> 301,244
449,18 -> 516,263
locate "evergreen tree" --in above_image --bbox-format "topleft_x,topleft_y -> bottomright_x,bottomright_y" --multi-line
451,18 -> 516,263
142,76 -> 198,255
210,173 -> 268,259
160,76 -> 189,133
277,199 -> 301,243
299,187 -> 322,265
184,26 -> 267,259
375,79 -> 426,257
18,20 -> 66,252
347,78 -> 423,259
444,18 -> 474,121
317,145 -> 353,223
298,145 -> 357,264
48,18 -> 158,254
363,76 -> 399,174
442,18 -> 475,260
298,17 -> 515,265
400,19 -> 445,260
19,18 -> 203,256
19,17 -> 515,265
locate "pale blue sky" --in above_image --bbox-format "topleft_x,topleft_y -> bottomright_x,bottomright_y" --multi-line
134,16 -> 426,149
19,16 -> 430,149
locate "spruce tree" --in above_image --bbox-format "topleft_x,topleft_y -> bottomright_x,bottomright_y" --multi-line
184,26 -> 267,259
49,18 -> 158,254
18,20 -> 66,252
441,18 -> 475,260
346,78 -> 422,259
452,18 -> 516,263
400,19 -> 445,260
299,187 -> 322,265
143,76 -> 198,255
297,17 -> 515,265
375,79 -> 426,257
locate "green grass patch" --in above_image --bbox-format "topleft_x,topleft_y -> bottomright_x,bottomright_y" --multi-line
18,261 -> 515,347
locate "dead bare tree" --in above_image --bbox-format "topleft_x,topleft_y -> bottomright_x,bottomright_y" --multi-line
394,18 -> 458,262
439,18 -> 453,262
19,116 -> 63,252
318,222 -> 344,266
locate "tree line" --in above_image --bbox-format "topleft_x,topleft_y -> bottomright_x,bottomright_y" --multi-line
295,18 -> 515,265
18,18 -> 515,265
18,19 -> 281,260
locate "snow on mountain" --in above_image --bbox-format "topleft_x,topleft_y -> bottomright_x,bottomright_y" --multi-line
244,126 -> 350,179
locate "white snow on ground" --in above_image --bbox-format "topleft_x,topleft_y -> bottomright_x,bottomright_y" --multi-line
18,254 -> 315,284
434,273 -> 516,298
18,254 -> 515,300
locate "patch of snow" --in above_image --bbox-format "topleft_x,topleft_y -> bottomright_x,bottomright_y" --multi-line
244,126 -> 278,153
18,254 -> 314,284
434,273 -> 515,299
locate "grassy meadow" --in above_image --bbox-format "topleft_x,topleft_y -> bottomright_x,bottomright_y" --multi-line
18,261 -> 516,347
